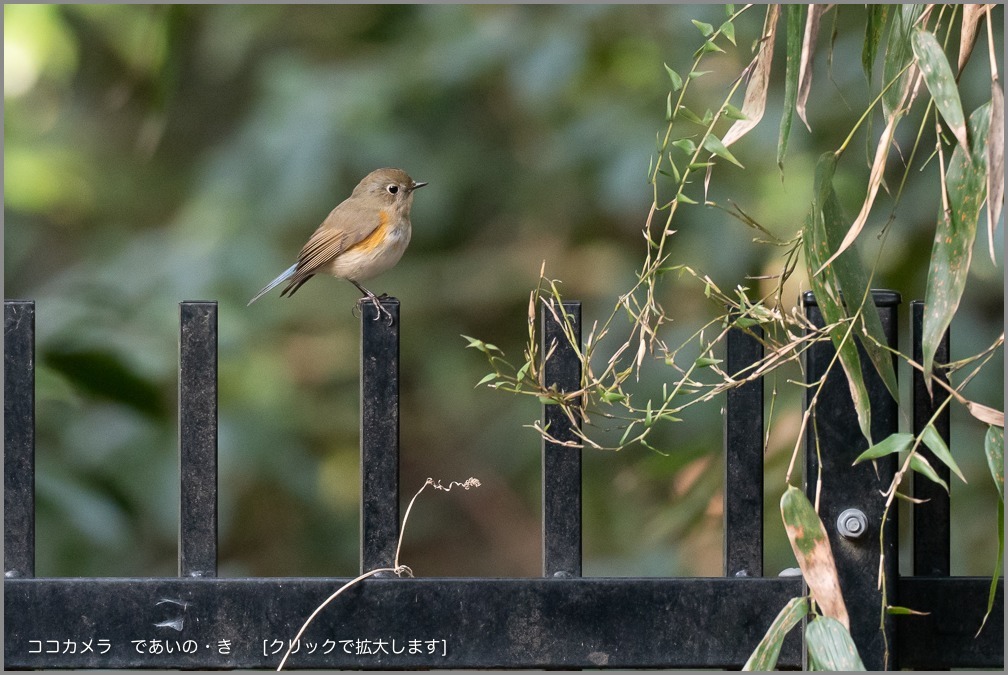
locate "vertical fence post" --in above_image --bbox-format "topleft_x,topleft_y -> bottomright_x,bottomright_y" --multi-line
541,300 -> 582,578
803,290 -> 900,670
360,297 -> 400,572
723,322 -> 764,577
911,301 -> 951,576
4,300 -> 35,579
178,301 -> 219,578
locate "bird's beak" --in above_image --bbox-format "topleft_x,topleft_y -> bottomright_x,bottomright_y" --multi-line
410,181 -> 428,192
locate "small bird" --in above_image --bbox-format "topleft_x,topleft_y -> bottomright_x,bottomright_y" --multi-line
248,167 -> 427,322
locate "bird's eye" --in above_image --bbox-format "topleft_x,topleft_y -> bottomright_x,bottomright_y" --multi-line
387,184 -> 399,195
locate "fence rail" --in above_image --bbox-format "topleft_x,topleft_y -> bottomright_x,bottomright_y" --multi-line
3,296 -> 1003,669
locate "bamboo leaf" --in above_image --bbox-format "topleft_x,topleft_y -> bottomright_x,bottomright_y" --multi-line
475,372 -> 498,387
815,111 -> 902,275
806,617 -> 866,670
703,133 -> 745,169
672,138 -> 697,155
678,105 -> 704,125
910,453 -> 950,493
724,103 -> 747,121
988,80 -> 1004,263
922,103 -> 991,390
802,153 -> 899,439
913,29 -> 969,150
977,503 -> 1003,636
720,20 -> 736,46
743,596 -> 808,671
967,400 -> 1004,427
862,4 -> 889,84
664,63 -> 683,92
803,153 -> 874,442
854,432 -> 912,464
797,4 -> 826,131
778,4 -> 803,170
985,426 -> 1004,502
886,605 -> 930,616
958,4 -> 988,76
723,5 -> 780,147
921,423 -> 967,484
781,486 -> 850,629
694,40 -> 725,58
692,19 -> 714,37
882,4 -> 924,121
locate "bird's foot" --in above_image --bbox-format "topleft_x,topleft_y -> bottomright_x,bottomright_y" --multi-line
363,292 -> 394,326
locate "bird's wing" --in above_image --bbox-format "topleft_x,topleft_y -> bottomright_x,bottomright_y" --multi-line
293,203 -> 387,275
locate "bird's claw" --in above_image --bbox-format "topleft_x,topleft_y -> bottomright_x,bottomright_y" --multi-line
365,294 -> 394,326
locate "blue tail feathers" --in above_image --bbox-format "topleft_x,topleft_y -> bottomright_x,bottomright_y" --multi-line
248,263 -> 297,306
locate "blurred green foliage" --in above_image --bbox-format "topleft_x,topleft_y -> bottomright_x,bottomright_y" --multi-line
4,4 -> 1002,580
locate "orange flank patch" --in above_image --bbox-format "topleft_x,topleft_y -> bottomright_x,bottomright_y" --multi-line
346,210 -> 390,254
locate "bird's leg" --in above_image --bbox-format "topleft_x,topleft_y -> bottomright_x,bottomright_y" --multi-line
350,279 -> 393,325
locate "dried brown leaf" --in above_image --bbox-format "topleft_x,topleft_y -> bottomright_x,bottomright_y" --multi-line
723,5 -> 780,148
958,4 -> 988,76
988,79 -> 1004,262
781,486 -> 851,629
967,401 -> 1005,428
797,4 -> 827,131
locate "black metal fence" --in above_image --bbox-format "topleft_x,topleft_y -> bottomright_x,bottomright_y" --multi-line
3,294 -> 1003,669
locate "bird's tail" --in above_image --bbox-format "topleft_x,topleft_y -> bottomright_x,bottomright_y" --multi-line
248,263 -> 298,306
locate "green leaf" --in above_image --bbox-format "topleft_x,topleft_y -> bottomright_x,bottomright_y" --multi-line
886,605 -> 929,616
694,356 -> 722,368
691,19 -> 714,37
806,617 -> 866,670
777,4 -> 803,171
802,153 -> 874,444
725,4 -> 734,17
703,133 -> 744,168
862,5 -> 889,84
538,395 -> 559,405
912,29 -> 969,150
694,40 -> 725,58
666,91 -> 673,121
664,63 -> 683,91
720,20 -> 736,46
808,148 -> 901,408
854,432 -> 913,464
780,486 -> 850,628
743,596 -> 808,671
600,390 -> 625,403
475,372 -> 498,387
462,335 -> 502,354
672,138 -> 697,155
882,4 -> 925,121
977,503 -> 1003,636
910,453 -> 949,493
676,191 -> 698,205
985,426 -> 1004,502
922,102 -> 991,389
723,103 -> 747,121
678,105 -> 703,125
921,423 -> 966,484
